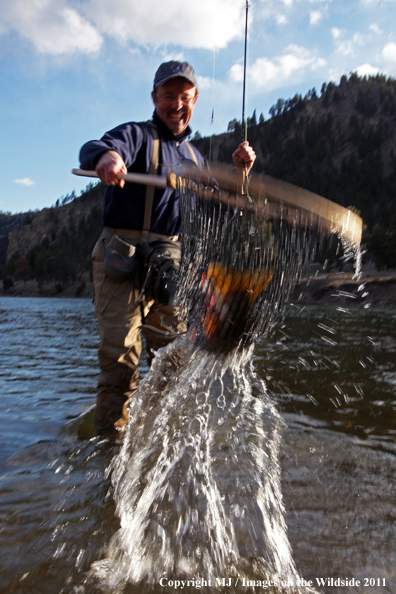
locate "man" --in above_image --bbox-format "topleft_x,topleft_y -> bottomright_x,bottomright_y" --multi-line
80,60 -> 256,433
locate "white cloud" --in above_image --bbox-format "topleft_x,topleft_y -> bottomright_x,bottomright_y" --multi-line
0,0 -> 102,55
360,0 -> 396,4
230,44 -> 326,91
86,0 -> 245,50
383,42 -> 396,63
353,33 -> 364,44
13,178 -> 35,186
369,23 -> 382,34
258,0 -> 328,28
276,14 -> 288,25
335,40 -> 354,56
355,63 -> 380,77
160,51 -> 185,63
331,27 -> 343,40
0,0 -> 245,56
309,11 -> 323,25
196,76 -> 212,91
331,29 -> 364,57
327,67 -> 341,83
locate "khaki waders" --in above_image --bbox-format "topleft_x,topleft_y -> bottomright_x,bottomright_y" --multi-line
92,122 -> 196,432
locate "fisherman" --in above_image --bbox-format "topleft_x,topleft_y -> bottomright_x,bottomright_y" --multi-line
79,60 -> 256,433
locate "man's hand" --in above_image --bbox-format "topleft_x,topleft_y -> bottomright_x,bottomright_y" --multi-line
232,141 -> 256,175
96,150 -> 127,188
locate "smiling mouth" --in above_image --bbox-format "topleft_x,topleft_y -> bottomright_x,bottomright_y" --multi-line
168,110 -> 185,122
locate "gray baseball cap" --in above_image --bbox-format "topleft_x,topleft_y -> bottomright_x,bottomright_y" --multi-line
154,61 -> 198,90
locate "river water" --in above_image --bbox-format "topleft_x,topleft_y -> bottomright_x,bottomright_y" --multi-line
0,297 -> 395,594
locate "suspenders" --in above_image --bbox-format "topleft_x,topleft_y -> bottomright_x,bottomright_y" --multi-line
185,140 -> 198,165
142,122 -> 160,243
142,120 -> 197,242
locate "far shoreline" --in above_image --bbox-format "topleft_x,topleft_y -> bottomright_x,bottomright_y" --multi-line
290,270 -> 396,305
2,270 -> 396,305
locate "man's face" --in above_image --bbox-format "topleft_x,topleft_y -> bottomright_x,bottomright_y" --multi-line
152,78 -> 198,137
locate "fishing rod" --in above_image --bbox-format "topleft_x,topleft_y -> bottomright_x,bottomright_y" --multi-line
241,0 -> 250,197
242,0 -> 249,145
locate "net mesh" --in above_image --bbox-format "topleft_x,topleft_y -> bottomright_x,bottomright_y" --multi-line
175,164 -> 362,353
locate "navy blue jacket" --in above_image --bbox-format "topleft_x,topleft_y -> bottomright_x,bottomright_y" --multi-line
79,111 -> 205,236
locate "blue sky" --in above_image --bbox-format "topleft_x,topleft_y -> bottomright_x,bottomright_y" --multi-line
1,0 -> 395,214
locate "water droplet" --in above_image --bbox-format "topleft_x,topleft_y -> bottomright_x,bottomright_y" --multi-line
196,391 -> 206,406
216,395 -> 226,410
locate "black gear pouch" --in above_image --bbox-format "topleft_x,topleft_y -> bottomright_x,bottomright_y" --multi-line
138,240 -> 181,306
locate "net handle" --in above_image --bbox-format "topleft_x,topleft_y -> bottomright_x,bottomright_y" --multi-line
72,166 -> 363,246
72,168 -> 176,189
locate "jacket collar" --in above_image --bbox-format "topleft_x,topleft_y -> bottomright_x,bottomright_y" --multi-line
152,110 -> 192,142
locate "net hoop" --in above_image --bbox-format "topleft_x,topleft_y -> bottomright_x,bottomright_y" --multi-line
176,163 -> 363,247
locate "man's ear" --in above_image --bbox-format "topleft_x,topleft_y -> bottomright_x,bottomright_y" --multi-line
151,90 -> 158,107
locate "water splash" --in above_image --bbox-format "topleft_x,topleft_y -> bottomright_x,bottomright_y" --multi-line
87,337 -> 317,593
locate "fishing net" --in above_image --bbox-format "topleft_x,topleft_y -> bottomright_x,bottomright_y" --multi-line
175,164 -> 362,353
72,164 -> 363,354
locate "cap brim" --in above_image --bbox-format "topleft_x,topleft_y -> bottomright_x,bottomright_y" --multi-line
155,74 -> 198,89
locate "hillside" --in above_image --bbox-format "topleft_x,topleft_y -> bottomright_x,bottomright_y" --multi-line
0,182 -> 105,296
1,73 -> 395,297
192,72 -> 396,268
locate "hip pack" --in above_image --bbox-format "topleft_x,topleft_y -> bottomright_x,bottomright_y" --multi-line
102,234 -> 138,281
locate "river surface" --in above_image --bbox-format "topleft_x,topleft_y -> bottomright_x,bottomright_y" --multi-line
0,297 -> 395,594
